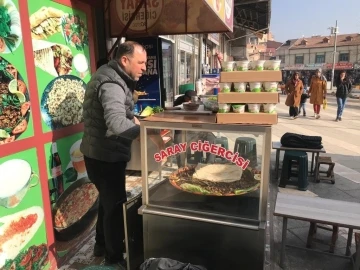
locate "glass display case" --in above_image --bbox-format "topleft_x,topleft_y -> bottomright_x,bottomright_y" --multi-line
139,113 -> 272,270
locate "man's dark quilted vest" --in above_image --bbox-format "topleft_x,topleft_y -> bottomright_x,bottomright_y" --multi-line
80,60 -> 135,162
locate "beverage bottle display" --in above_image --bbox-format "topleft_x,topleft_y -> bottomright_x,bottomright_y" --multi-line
51,142 -> 64,198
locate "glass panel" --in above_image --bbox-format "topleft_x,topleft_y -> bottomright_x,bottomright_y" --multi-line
161,41 -> 174,101
145,127 -> 264,221
179,51 -> 186,84
186,53 -> 193,83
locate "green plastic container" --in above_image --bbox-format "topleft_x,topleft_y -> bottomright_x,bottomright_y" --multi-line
179,83 -> 194,94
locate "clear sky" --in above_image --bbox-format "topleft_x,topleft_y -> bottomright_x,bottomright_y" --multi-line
270,0 -> 360,42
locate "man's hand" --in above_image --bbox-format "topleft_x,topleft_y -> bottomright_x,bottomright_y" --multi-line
134,116 -> 140,125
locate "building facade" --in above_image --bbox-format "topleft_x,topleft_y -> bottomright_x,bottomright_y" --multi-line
277,33 -> 360,84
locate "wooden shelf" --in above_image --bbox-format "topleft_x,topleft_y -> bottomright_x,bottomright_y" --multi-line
216,113 -> 278,125
218,92 -> 279,104
220,70 -> 282,83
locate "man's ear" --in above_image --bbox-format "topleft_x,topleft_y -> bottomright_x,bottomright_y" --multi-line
120,56 -> 127,67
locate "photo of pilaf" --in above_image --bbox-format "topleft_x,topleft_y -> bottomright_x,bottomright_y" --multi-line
40,75 -> 86,130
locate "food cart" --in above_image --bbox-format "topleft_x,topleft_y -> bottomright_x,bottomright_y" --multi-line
139,113 -> 271,270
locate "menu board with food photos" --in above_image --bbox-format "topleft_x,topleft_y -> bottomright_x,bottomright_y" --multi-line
0,0 -> 34,145
44,132 -> 99,259
28,0 -> 91,132
0,0 -> 95,268
0,149 -> 49,269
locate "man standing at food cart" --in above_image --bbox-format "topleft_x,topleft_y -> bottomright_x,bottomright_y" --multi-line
80,41 -> 147,269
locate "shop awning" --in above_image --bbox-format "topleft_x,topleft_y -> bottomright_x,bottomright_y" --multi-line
107,0 -> 234,38
283,63 -> 354,71
233,0 -> 271,33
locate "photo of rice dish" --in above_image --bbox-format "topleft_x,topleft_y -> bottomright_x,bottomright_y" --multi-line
41,75 -> 86,129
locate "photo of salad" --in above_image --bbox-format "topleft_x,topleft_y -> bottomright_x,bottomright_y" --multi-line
0,0 -> 22,54
0,57 -> 30,145
61,13 -> 89,51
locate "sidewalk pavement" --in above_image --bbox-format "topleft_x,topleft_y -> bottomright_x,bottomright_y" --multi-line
269,95 -> 360,270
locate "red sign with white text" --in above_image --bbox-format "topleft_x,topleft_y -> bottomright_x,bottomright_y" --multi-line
154,141 -> 250,170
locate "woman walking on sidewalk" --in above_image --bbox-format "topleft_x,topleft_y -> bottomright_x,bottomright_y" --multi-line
335,70 -> 352,121
309,69 -> 327,119
285,72 -> 303,119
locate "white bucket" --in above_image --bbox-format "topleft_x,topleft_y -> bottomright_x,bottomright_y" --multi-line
232,104 -> 246,113
263,103 -> 277,113
218,103 -> 230,113
264,82 -> 278,92
221,61 -> 234,72
235,60 -> 249,71
248,104 -> 260,113
249,82 -> 262,92
234,82 -> 246,92
219,83 -> 231,93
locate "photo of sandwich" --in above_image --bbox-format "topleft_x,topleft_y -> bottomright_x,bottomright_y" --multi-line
30,6 -> 65,39
33,39 -> 73,77
169,164 -> 261,196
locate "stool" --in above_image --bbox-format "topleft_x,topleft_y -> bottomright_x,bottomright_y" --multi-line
279,150 -> 308,191
234,137 -> 257,167
306,222 -> 339,253
316,156 -> 335,184
215,136 -> 229,161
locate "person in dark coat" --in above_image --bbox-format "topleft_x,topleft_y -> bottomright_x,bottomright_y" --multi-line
335,70 -> 352,121
81,41 -> 147,270
173,90 -> 197,106
299,87 -> 309,117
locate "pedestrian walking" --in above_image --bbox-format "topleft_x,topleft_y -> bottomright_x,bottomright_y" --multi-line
308,69 -> 327,119
299,87 -> 309,116
335,70 -> 352,121
285,72 -> 303,119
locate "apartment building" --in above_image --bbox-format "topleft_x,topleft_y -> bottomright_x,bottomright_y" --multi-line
276,34 -> 360,70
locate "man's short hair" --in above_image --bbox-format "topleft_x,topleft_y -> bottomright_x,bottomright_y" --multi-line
184,90 -> 197,98
115,41 -> 145,60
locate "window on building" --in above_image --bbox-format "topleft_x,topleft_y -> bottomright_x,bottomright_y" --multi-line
279,55 -> 285,63
295,56 -> 304,64
315,54 -> 325,64
339,53 -> 349,62
179,50 -> 197,85
250,37 -> 258,45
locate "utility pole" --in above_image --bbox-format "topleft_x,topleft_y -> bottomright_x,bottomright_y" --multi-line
330,20 -> 338,90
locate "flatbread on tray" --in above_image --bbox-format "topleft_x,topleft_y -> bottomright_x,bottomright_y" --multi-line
169,164 -> 261,196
